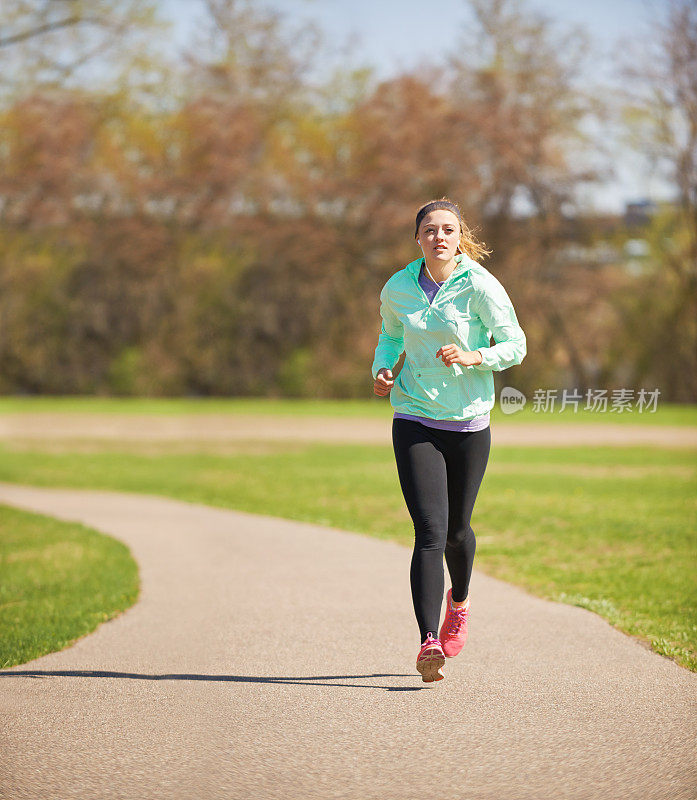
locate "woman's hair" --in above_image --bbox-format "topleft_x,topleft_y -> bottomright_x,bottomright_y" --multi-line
414,198 -> 491,261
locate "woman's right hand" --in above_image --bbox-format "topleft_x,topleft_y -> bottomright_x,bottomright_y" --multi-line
373,368 -> 394,396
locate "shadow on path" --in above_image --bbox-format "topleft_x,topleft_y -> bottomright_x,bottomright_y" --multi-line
0,669 -> 423,691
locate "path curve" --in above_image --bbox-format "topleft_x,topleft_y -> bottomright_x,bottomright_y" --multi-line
0,483 -> 695,800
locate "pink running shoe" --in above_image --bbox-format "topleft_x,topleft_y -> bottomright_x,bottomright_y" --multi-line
439,589 -> 470,658
416,633 -> 445,683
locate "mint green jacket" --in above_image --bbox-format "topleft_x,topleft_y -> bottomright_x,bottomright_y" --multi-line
371,254 -> 526,420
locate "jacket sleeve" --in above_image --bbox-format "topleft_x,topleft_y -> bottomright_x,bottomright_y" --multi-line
371,283 -> 405,379
471,273 -> 526,372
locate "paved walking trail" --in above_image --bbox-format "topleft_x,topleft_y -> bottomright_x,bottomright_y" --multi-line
2,412 -> 696,447
1,483 -> 695,800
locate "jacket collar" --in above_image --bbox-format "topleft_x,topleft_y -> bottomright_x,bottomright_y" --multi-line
405,253 -> 473,281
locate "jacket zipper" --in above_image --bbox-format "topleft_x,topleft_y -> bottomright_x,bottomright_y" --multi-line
411,264 -> 464,331
411,261 -> 432,306
411,258 -> 465,307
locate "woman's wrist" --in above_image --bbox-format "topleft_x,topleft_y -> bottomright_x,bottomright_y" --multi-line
474,350 -> 483,365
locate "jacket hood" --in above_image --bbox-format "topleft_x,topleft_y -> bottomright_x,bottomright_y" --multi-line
404,253 -> 476,279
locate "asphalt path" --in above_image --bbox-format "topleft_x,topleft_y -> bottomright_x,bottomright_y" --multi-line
0,483 -> 695,800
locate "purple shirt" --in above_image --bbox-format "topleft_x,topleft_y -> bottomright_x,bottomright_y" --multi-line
393,264 -> 490,433
418,264 -> 443,304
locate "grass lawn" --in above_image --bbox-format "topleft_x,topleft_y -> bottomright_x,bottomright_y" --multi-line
0,437 -> 694,671
0,503 -> 140,668
0,395 -> 696,426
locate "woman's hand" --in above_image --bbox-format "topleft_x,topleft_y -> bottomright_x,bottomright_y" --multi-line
374,368 -> 394,396
435,345 -> 484,368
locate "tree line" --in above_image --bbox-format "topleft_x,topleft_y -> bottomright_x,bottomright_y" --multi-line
0,0 -> 695,400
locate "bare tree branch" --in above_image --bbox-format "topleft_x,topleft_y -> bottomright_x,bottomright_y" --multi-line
0,15 -> 107,49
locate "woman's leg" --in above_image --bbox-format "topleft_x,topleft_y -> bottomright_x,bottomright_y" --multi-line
443,426 -> 491,603
391,419 -> 449,642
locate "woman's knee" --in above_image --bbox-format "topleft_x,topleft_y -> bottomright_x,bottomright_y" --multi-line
413,519 -> 447,551
446,525 -> 476,551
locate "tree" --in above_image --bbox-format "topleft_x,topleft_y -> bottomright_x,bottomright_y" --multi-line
0,0 -> 166,98
615,0 -> 697,399
443,0 -> 602,394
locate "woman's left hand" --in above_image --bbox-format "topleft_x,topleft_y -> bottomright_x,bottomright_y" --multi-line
435,344 -> 483,367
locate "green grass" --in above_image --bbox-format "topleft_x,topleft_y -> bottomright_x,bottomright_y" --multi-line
0,395 -> 695,426
0,503 -> 140,669
0,440 -> 695,670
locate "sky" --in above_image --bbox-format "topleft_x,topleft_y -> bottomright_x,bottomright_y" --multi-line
160,0 -> 673,213
260,0 -> 662,79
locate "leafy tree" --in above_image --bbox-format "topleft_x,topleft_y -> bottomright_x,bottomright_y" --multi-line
614,0 -> 697,399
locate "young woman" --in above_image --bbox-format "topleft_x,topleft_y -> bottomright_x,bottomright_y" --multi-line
371,198 -> 526,683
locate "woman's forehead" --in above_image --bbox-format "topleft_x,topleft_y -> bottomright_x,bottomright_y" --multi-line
419,209 -> 460,227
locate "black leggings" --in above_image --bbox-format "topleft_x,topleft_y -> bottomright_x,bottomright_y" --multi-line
391,418 -> 491,643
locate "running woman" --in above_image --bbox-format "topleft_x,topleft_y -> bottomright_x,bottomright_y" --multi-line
371,198 -> 526,683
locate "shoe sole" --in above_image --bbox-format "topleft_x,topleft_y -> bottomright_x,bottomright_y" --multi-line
416,647 -> 445,683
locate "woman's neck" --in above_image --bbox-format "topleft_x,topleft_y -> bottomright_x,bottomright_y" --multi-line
423,255 -> 458,283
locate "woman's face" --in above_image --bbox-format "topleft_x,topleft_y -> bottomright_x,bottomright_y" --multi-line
417,210 -> 461,262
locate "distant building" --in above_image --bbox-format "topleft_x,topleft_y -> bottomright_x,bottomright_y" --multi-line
624,199 -> 658,227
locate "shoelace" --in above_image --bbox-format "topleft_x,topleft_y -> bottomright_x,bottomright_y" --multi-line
444,605 -> 469,636
420,633 -> 443,653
